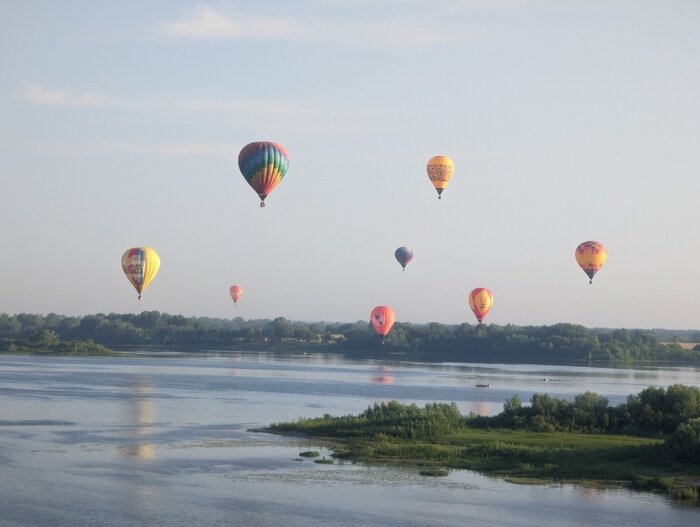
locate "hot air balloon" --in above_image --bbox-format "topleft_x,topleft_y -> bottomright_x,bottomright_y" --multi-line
229,285 -> 243,305
238,141 -> 289,207
370,306 -> 396,340
121,247 -> 160,300
394,246 -> 413,271
468,288 -> 493,324
426,156 -> 454,199
575,241 -> 607,284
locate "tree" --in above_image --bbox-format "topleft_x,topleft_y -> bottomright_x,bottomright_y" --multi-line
612,328 -> 630,343
270,317 -> 293,340
133,311 -> 164,329
665,418 -> 700,464
503,394 -> 522,415
0,314 -> 21,336
293,326 -> 314,341
501,395 -> 523,427
31,329 -> 60,348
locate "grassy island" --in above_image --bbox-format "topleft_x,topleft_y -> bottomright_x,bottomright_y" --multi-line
264,385 -> 700,503
1,329 -> 117,356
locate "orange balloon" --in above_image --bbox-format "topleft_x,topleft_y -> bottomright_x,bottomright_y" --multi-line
575,241 -> 607,284
229,285 -> 243,305
468,288 -> 493,324
370,306 -> 396,339
426,156 -> 454,199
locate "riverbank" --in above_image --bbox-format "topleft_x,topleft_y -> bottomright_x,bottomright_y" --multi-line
1,340 -> 118,356
2,312 -> 699,366
110,342 -> 700,369
261,400 -> 700,503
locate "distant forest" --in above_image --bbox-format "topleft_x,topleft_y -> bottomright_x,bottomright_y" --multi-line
1,312 -> 699,365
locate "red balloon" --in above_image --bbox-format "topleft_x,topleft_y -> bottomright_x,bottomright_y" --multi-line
229,285 -> 243,305
370,306 -> 396,338
468,288 -> 493,324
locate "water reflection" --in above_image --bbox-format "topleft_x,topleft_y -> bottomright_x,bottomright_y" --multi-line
371,366 -> 394,384
121,378 -> 155,460
470,401 -> 497,416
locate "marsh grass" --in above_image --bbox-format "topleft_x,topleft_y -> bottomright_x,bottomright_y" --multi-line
348,429 -> 664,482
419,468 -> 449,477
267,401 -> 700,502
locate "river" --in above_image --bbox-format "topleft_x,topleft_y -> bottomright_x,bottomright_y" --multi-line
0,352 -> 698,526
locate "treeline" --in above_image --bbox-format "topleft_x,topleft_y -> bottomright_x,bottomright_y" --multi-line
478,384 -> 700,465
272,384 -> 700,465
343,321 -> 700,364
473,384 -> 700,438
0,312 -> 337,348
1,312 -> 699,365
0,326 -> 115,356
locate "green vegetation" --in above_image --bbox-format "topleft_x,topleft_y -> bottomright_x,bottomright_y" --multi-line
0,328 -> 116,356
299,450 -> 320,458
474,384 -> 700,436
1,312 -> 699,365
419,468 -> 449,477
266,386 -> 700,502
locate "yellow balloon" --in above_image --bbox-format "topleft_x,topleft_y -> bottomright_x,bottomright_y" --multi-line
426,156 -> 454,199
575,241 -> 607,284
121,247 -> 160,299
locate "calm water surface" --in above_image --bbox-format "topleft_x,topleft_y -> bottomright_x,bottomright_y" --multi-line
1,352 -> 699,527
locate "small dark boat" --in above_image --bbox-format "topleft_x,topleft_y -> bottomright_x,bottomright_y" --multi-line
475,383 -> 490,388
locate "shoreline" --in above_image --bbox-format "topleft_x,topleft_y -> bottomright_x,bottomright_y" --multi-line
256,397 -> 700,505
116,344 -> 700,369
253,426 -> 700,503
3,344 -> 700,370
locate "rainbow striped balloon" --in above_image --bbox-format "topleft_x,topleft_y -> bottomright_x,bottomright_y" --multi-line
238,141 -> 289,207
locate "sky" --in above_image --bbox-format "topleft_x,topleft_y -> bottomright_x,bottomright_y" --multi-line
1,1 -> 698,329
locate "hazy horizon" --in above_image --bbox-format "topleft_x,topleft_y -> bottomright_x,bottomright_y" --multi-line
2,309 -> 699,334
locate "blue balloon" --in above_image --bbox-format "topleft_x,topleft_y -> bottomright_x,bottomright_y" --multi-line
394,246 -> 414,271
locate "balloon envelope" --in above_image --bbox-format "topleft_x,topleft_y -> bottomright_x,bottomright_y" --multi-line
575,241 -> 607,284
426,156 -> 454,199
468,288 -> 493,324
238,141 -> 289,207
229,285 -> 243,305
122,247 -> 160,299
394,246 -> 413,270
370,306 -> 396,338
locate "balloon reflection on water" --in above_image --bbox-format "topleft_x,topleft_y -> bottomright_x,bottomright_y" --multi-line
371,366 -> 394,384
122,378 -> 155,460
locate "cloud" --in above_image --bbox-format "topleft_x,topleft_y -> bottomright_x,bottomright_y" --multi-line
18,81 -> 343,119
17,81 -> 361,134
18,82 -> 132,108
163,6 -> 305,40
159,6 -> 471,47
0,140 -> 235,158
99,141 -> 234,156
